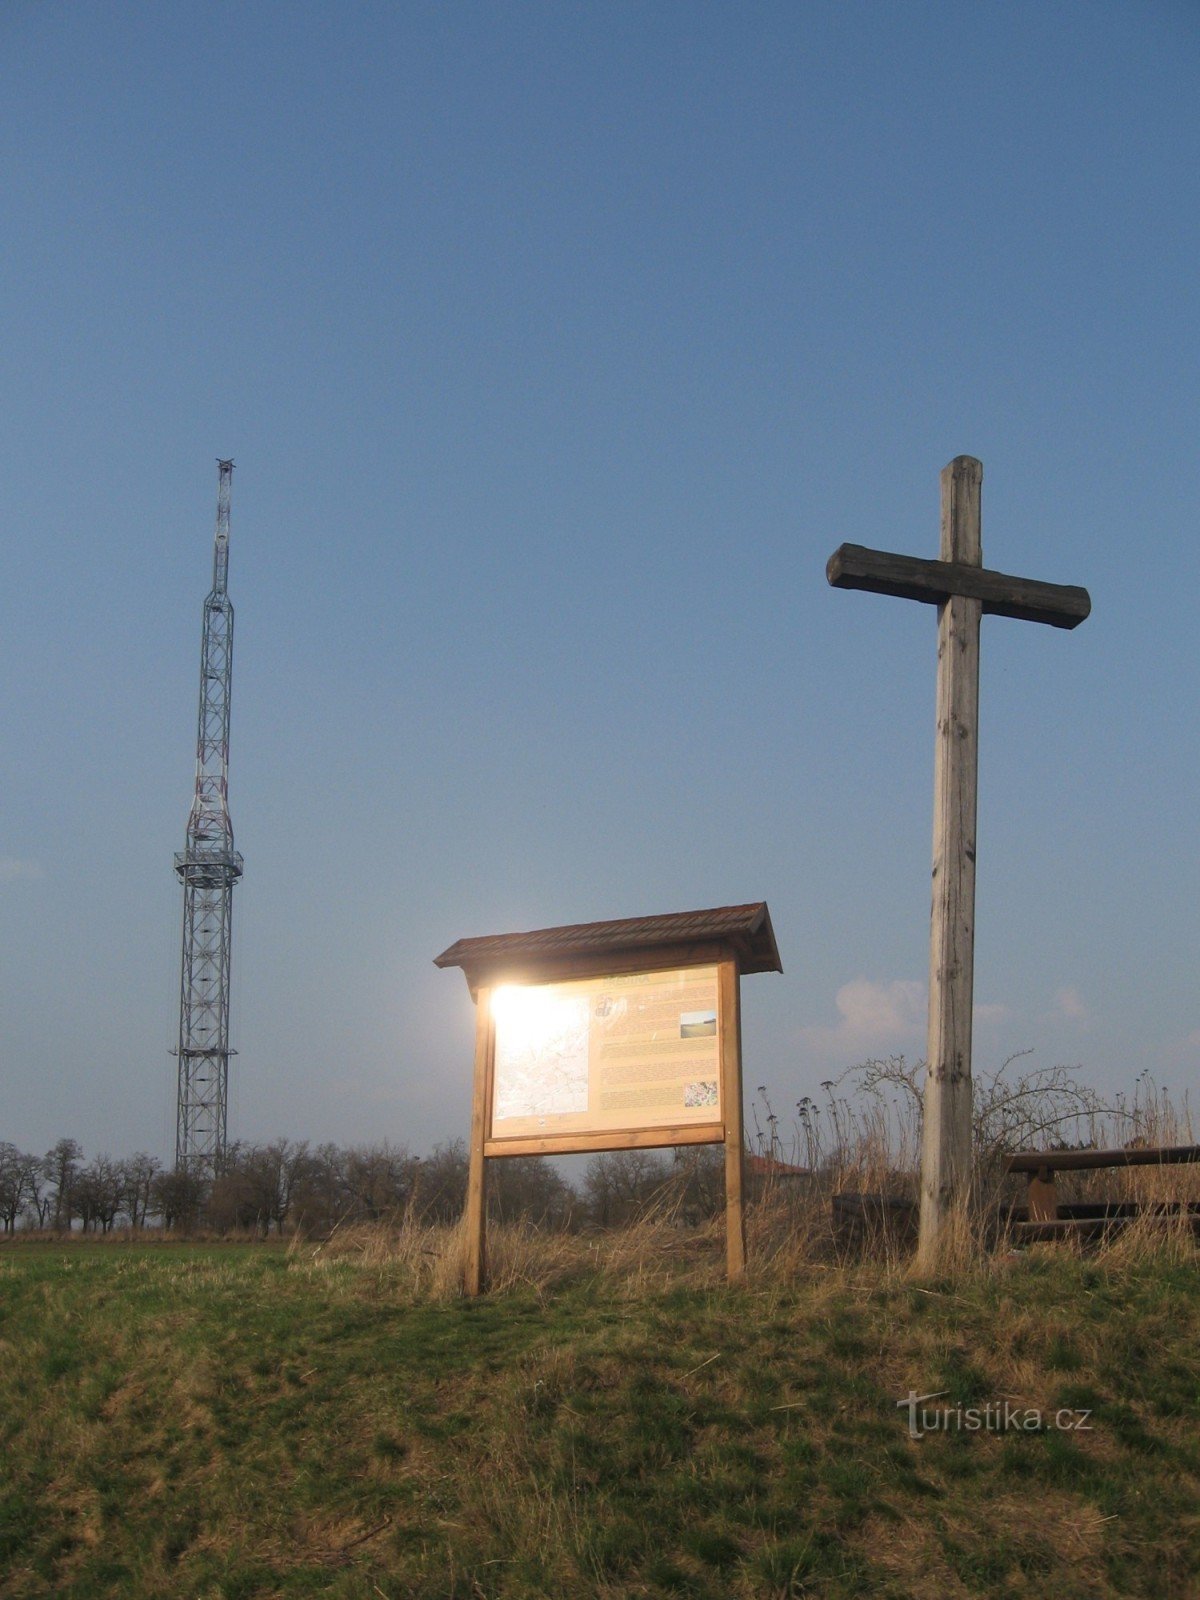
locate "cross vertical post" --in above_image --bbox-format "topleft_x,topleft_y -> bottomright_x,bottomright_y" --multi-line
826,456 -> 1089,1269
920,456 -> 982,1265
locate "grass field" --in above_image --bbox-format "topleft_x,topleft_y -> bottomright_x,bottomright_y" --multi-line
2,1226 -> 1199,1598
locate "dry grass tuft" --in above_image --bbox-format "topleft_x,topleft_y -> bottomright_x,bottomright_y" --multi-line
293,1206 -> 735,1301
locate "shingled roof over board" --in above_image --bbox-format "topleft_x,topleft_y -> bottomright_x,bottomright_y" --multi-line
434,901 -> 782,981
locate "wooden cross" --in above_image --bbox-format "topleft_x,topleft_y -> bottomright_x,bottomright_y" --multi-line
827,457 -> 1090,1267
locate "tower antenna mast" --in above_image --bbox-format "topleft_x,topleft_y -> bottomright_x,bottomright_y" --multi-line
173,459 -> 243,1177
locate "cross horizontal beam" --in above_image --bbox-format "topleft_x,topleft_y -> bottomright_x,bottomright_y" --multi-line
826,543 -> 1091,629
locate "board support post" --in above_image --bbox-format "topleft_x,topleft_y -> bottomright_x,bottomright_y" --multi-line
719,958 -> 746,1281
464,984 -> 492,1296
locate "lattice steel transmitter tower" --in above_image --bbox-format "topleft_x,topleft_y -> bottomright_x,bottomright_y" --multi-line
173,459 -> 243,1177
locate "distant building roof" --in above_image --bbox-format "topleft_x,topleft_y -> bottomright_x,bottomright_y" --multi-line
434,901 -> 782,986
746,1152 -> 809,1179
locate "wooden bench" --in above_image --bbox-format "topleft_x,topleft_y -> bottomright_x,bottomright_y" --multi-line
1005,1144 -> 1200,1242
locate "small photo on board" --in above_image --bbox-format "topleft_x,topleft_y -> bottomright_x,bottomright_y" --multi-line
680,1010 -> 717,1039
684,1080 -> 719,1108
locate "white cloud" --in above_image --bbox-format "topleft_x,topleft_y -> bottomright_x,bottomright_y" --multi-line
1053,986 -> 1088,1024
836,977 -> 925,1039
800,978 -> 1009,1060
800,977 -> 926,1055
974,1002 -> 1011,1025
0,857 -> 42,882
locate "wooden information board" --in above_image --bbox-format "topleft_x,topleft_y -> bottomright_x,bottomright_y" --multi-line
434,902 -> 781,1294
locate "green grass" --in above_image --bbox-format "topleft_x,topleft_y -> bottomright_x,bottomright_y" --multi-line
1,1236 -> 1199,1597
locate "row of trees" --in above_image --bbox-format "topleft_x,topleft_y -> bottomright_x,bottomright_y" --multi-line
0,1137 -> 727,1237
0,1140 -> 167,1235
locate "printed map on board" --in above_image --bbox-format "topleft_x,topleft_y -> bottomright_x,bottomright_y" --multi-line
492,988 -> 590,1120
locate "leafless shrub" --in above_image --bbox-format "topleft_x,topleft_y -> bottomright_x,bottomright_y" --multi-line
745,1052 -> 1128,1261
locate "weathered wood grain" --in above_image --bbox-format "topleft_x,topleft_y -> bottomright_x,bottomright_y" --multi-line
484,1123 -> 723,1159
827,454 -> 1090,1269
826,544 -> 1090,628
719,958 -> 746,1282
464,983 -> 492,1296
917,455 -> 982,1268
1006,1142 -> 1200,1174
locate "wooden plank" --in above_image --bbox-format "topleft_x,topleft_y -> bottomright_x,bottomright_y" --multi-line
719,958 -> 746,1282
1013,1216 -> 1131,1243
917,457 -> 982,1270
1007,1143 -> 1200,1174
1015,1213 -> 1200,1244
464,984 -> 492,1296
826,544 -> 1090,629
1050,1201 -> 1199,1219
831,1192 -> 919,1242
484,1123 -> 724,1159
832,1191 -> 918,1218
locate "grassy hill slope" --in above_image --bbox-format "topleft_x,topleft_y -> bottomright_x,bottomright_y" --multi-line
1,1232 -> 1198,1598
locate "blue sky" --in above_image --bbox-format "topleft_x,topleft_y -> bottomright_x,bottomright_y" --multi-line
3,1 -> 1198,1162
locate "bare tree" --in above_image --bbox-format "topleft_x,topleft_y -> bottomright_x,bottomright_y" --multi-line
73,1164 -> 101,1233
43,1138 -> 83,1231
122,1153 -> 162,1229
208,1140 -> 319,1235
583,1149 -> 670,1227
489,1156 -> 575,1228
152,1167 -> 207,1232
0,1143 -> 29,1234
419,1140 -> 470,1223
290,1142 -> 345,1233
207,1144 -> 266,1234
670,1145 -> 725,1223
267,1140 -> 319,1233
340,1142 -> 416,1223
74,1156 -> 124,1234
21,1153 -> 49,1228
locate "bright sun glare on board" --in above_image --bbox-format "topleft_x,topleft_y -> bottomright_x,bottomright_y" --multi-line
491,984 -> 582,1060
